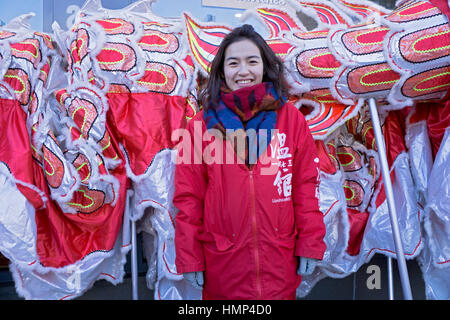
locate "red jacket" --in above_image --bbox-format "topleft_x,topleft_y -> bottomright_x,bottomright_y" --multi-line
174,103 -> 326,299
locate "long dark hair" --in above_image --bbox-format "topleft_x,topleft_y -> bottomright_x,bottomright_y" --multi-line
199,24 -> 288,111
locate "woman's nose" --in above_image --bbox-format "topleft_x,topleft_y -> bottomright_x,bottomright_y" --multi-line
239,67 -> 249,76
238,63 -> 250,75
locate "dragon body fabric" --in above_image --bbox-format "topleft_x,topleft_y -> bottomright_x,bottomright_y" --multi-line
0,0 -> 448,299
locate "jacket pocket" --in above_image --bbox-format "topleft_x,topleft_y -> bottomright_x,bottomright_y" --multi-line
274,228 -> 297,249
199,231 -> 235,252
275,202 -> 296,240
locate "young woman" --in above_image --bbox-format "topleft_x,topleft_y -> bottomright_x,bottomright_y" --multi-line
174,24 -> 326,300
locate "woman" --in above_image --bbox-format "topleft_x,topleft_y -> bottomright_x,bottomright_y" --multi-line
174,24 -> 326,300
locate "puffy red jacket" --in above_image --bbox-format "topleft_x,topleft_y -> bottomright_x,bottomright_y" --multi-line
174,103 -> 326,300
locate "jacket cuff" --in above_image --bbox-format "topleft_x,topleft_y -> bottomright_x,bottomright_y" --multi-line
175,262 -> 205,274
295,245 -> 325,260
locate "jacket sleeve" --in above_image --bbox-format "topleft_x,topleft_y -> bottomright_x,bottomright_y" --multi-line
291,111 -> 327,260
173,118 -> 207,273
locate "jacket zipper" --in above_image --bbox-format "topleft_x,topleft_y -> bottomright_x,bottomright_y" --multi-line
249,170 -> 262,299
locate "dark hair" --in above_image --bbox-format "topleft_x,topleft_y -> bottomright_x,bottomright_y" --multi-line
199,24 -> 288,111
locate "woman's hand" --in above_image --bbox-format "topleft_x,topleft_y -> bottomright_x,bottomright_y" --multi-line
183,271 -> 204,289
297,257 -> 318,276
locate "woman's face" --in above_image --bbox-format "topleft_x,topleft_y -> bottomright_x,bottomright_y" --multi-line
223,39 -> 264,91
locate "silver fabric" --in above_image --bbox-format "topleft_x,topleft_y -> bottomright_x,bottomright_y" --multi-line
135,149 -> 202,300
406,120 -> 433,207
0,163 -> 39,266
418,128 -> 450,299
407,121 -> 450,299
298,130 -> 423,297
10,228 -> 129,300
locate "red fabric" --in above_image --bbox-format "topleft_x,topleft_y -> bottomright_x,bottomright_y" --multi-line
34,91 -> 191,267
34,119 -> 128,267
174,103 -> 326,299
346,208 -> 369,256
1,88 -> 192,268
429,0 -> 450,21
409,101 -> 450,159
383,109 -> 408,168
315,140 -> 337,175
344,109 -> 409,256
0,98 -> 44,209
0,97 -> 127,268
106,92 -> 188,175
1,89 -> 191,268
372,108 -> 408,209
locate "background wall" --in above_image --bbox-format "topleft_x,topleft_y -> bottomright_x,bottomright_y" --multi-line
0,0 -> 395,36
0,0 -> 267,36
0,0 -> 44,30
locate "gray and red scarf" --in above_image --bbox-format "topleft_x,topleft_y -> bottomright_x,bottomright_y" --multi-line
204,82 -> 285,168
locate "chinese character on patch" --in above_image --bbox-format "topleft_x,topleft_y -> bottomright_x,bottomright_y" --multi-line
277,147 -> 292,160
273,171 -> 292,197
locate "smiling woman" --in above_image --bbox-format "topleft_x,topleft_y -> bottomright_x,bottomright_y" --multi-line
174,24 -> 327,300
199,24 -> 287,111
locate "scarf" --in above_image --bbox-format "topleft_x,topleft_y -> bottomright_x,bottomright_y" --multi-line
204,82 -> 285,168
